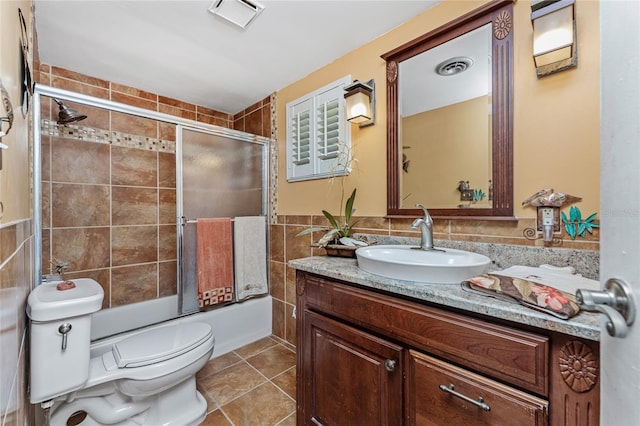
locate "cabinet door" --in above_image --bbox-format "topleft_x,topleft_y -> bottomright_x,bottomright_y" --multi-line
407,350 -> 548,426
301,311 -> 403,426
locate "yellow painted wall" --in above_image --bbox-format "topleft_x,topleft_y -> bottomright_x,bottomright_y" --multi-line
402,96 -> 491,209
276,0 -> 600,219
0,0 -> 32,224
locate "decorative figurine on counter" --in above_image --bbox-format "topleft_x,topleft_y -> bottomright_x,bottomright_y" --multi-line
522,188 -> 582,207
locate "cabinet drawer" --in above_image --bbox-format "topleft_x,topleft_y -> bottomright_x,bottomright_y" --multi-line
407,350 -> 548,425
301,273 -> 549,395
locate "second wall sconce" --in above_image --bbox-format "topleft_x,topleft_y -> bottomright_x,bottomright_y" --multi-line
531,0 -> 577,77
344,79 -> 375,128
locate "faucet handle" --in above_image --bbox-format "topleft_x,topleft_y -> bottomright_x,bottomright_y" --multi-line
415,203 -> 432,224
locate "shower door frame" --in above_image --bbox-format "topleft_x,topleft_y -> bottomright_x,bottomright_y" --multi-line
32,84 -> 271,322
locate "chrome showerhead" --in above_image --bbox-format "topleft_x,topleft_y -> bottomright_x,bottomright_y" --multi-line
53,98 -> 87,124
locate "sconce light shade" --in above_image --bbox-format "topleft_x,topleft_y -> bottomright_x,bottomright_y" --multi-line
344,79 -> 375,128
531,0 -> 577,77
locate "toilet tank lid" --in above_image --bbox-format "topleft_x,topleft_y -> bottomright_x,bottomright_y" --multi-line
112,322 -> 213,368
27,278 -> 104,322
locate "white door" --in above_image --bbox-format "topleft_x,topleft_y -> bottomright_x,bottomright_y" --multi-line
600,0 -> 640,424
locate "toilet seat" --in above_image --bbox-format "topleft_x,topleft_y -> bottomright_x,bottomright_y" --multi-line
111,322 -> 213,368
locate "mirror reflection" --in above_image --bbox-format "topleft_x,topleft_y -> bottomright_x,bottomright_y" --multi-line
400,24 -> 492,209
382,0 -> 514,218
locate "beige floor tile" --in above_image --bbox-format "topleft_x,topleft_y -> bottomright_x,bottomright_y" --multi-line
246,344 -> 296,379
198,361 -> 267,406
233,336 -> 278,359
197,384 -> 219,413
271,366 -> 296,399
197,351 -> 243,380
221,382 -> 295,426
276,413 -> 297,426
201,409 -> 232,425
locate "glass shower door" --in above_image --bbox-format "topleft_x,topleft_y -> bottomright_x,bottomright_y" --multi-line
179,127 -> 266,314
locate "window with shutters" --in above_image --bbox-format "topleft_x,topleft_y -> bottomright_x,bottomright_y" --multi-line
286,76 -> 352,182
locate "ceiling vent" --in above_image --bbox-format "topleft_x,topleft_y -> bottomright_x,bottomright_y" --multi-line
208,0 -> 265,30
435,56 -> 474,76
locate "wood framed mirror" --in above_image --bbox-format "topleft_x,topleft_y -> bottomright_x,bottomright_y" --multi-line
382,0 -> 514,218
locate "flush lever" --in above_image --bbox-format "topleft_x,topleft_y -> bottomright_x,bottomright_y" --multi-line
576,278 -> 636,338
58,323 -> 72,351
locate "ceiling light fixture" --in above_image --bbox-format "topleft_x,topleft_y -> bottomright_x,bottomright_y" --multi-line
208,0 -> 264,30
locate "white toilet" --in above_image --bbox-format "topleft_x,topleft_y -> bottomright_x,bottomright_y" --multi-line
27,278 -> 215,426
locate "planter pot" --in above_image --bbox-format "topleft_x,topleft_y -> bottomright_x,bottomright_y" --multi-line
324,244 -> 358,258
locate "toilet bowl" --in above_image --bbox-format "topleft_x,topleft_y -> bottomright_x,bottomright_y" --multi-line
27,278 -> 215,426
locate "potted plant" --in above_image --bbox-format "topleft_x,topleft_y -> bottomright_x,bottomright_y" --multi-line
296,188 -> 369,257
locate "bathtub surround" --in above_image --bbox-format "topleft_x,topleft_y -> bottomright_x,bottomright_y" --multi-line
41,119 -> 176,153
35,64 -> 273,314
40,100 -> 179,309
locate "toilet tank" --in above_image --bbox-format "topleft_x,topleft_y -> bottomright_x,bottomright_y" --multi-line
27,278 -> 104,403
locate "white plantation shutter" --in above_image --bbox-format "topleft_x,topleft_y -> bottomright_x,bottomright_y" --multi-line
293,110 -> 310,165
286,76 -> 351,181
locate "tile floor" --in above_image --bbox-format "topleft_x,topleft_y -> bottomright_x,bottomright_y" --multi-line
197,336 -> 297,425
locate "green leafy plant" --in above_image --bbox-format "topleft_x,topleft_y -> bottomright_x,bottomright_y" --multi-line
295,188 -> 360,247
561,206 -> 599,240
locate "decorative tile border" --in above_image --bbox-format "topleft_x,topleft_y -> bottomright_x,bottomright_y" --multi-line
41,119 -> 176,153
270,92 -> 278,225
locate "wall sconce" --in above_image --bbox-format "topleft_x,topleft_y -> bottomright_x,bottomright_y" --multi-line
531,0 -> 577,77
344,79 -> 375,128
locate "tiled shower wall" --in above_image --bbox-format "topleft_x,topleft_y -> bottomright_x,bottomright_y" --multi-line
40,107 -> 179,308
36,65 -> 272,310
0,221 -> 33,425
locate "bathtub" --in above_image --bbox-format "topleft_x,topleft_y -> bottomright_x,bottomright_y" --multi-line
90,295 -> 273,358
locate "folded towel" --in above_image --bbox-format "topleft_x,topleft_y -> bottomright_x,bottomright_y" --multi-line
461,273 -> 581,319
491,265 -> 600,295
197,218 -> 234,308
234,216 -> 268,301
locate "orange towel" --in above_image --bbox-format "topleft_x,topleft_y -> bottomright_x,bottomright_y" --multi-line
197,218 -> 234,308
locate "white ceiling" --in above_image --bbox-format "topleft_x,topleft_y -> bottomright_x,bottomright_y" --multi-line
400,23 -> 492,116
34,0 -> 440,115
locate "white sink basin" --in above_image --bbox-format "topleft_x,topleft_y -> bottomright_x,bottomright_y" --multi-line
355,245 -> 491,284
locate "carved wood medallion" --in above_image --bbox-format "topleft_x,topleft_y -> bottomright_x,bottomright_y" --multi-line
559,340 -> 598,393
493,10 -> 512,40
387,61 -> 398,83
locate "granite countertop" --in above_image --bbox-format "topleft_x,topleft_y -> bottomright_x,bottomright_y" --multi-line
289,256 -> 601,341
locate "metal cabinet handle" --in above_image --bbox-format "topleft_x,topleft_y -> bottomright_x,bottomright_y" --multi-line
439,383 -> 491,412
384,359 -> 396,372
58,323 -> 72,351
576,278 -> 636,338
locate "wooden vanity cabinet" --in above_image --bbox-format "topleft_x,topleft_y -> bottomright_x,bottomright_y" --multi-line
296,271 -> 600,426
302,311 -> 403,425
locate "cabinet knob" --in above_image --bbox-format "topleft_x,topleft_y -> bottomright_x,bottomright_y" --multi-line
384,359 -> 396,372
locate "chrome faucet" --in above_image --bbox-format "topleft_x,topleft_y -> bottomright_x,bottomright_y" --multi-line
411,204 -> 437,251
